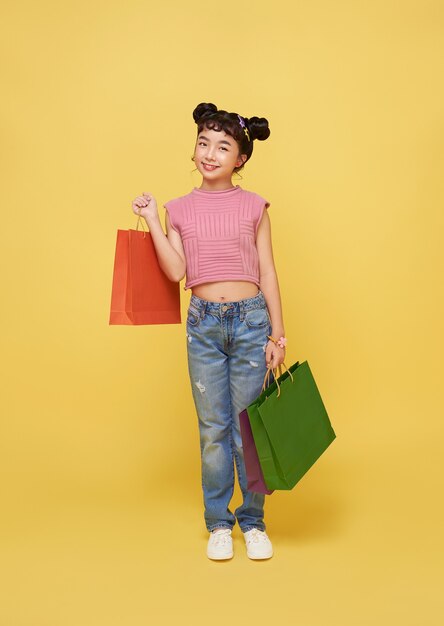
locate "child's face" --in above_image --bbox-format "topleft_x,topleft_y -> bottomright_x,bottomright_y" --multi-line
194,127 -> 247,183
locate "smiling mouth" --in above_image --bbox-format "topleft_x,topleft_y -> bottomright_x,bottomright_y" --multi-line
203,163 -> 219,169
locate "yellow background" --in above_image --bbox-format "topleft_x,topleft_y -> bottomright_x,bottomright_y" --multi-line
1,1 -> 443,624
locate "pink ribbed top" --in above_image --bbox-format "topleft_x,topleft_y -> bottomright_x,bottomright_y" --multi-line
163,185 -> 270,291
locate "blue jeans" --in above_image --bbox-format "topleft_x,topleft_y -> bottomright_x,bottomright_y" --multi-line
185,289 -> 272,533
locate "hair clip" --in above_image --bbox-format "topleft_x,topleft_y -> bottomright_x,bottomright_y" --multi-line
237,114 -> 251,142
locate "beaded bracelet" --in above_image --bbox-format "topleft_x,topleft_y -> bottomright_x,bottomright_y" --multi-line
267,335 -> 287,349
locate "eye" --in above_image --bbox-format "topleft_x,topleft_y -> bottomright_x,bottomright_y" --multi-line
198,141 -> 206,146
220,147 -> 228,151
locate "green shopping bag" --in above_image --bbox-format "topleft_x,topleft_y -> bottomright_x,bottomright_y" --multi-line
246,360 -> 336,490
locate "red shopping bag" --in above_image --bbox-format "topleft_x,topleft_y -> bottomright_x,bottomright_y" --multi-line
109,217 -> 181,325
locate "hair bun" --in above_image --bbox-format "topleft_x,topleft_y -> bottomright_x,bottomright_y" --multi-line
246,116 -> 270,141
193,102 -> 218,123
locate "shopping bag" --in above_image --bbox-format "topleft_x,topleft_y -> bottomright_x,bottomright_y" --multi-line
247,360 -> 336,490
109,216 -> 181,325
239,408 -> 274,495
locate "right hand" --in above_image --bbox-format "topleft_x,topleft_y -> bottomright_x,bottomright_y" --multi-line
131,192 -> 158,223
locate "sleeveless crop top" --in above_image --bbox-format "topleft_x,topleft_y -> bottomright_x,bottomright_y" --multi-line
163,185 -> 270,291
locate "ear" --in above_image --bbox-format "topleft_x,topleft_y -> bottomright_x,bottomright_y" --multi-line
236,153 -> 248,167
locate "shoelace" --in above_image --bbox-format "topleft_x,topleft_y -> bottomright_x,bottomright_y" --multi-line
245,528 -> 269,544
211,529 -> 232,546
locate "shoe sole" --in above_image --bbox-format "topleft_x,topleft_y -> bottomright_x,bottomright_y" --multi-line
247,551 -> 273,560
207,552 -> 234,560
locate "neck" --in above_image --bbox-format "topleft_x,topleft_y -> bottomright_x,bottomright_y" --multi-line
198,179 -> 236,191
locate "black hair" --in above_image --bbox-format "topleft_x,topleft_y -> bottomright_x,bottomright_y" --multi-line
192,102 -> 270,173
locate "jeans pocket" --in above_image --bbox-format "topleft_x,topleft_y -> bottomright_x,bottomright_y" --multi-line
244,307 -> 270,329
186,306 -> 201,327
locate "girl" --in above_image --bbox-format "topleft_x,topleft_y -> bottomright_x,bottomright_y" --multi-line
132,102 -> 286,561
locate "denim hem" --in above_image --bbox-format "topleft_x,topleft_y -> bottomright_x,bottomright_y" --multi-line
207,523 -> 234,532
240,524 -> 266,533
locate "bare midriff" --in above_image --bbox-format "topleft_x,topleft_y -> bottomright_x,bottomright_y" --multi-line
191,281 -> 260,303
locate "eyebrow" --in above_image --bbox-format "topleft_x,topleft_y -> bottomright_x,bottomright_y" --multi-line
198,134 -> 233,146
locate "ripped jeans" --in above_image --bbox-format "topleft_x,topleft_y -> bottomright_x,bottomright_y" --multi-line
185,289 -> 272,533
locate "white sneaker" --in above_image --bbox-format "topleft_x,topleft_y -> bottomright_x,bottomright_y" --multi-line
243,528 -> 273,560
207,528 -> 234,560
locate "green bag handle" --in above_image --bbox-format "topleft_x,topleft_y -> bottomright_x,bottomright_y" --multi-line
261,362 -> 294,398
261,366 -> 276,393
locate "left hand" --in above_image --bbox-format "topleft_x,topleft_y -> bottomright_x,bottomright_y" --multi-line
265,340 -> 286,370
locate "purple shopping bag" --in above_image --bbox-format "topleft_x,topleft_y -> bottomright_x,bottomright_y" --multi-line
239,408 -> 274,495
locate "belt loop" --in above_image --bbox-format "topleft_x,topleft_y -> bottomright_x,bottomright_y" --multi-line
259,290 -> 264,308
240,300 -> 245,321
201,302 -> 207,320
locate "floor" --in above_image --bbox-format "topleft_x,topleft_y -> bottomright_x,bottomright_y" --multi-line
1,435 -> 441,626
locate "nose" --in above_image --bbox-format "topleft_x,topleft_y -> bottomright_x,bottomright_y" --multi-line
205,146 -> 217,161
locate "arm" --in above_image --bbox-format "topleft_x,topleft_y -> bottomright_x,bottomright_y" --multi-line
256,209 -> 286,368
144,211 -> 186,283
